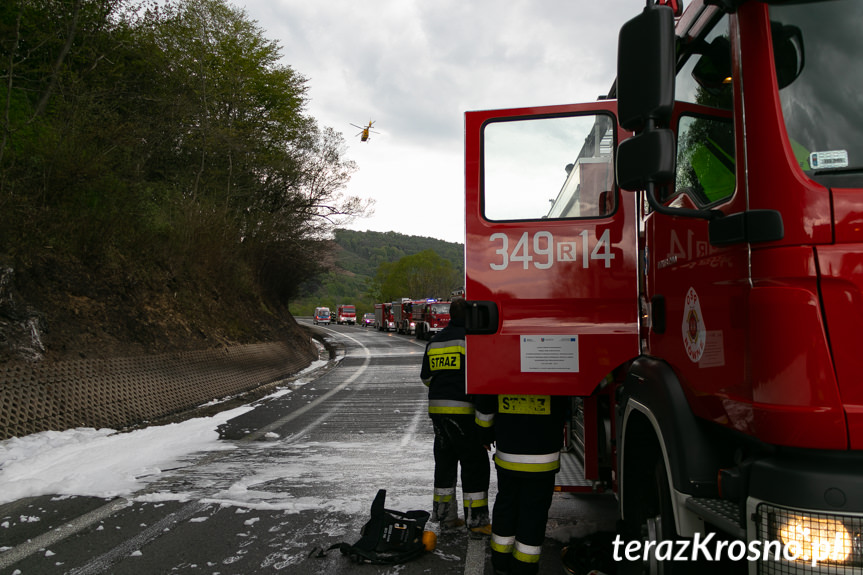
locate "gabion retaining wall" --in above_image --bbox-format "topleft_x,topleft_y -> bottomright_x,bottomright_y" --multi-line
0,340 -> 316,440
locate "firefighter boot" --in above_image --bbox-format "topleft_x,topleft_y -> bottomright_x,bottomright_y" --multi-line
432,498 -> 464,530
466,505 -> 491,535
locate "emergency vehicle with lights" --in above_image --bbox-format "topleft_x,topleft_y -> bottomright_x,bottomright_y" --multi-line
413,300 -> 451,341
392,299 -> 421,335
336,304 -> 356,325
374,302 -> 395,332
312,307 -> 331,326
463,0 -> 863,573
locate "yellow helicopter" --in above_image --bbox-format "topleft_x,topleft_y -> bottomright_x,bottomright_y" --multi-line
351,120 -> 378,142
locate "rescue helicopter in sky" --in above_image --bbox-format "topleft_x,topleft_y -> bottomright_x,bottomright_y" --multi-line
351,120 -> 378,142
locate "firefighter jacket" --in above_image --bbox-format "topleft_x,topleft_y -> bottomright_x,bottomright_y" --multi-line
420,323 -> 473,416
474,394 -> 568,475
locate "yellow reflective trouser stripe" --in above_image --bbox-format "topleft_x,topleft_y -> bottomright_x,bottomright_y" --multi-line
434,487 -> 455,503
494,451 -> 560,473
491,533 -> 515,554
429,400 -> 474,415
513,541 -> 542,564
475,411 -> 494,428
463,491 -> 488,508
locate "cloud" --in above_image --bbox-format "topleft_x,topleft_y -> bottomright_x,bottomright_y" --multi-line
239,0 -> 639,242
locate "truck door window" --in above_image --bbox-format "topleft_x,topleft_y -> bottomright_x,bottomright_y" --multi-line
676,115 -> 735,204
673,14 -> 735,206
770,1 -> 863,187
675,16 -> 732,109
483,113 -> 616,221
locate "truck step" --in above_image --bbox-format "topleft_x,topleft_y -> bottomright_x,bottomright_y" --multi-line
555,449 -> 598,493
684,497 -> 745,540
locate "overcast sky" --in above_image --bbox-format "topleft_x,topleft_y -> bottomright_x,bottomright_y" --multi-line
239,0 -> 638,244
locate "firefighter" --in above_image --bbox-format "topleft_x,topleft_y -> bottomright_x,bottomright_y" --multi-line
420,297 -> 491,534
475,393 -> 568,575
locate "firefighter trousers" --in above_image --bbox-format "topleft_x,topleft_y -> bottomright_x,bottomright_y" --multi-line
490,471 -> 556,575
430,413 -> 490,528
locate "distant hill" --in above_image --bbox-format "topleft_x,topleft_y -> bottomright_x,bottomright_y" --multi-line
290,229 -> 464,316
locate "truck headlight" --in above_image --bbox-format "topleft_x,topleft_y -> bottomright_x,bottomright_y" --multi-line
757,503 -> 863,569
777,513 -> 852,563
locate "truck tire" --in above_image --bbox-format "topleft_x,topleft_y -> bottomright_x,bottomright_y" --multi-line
621,442 -> 735,575
620,446 -> 681,575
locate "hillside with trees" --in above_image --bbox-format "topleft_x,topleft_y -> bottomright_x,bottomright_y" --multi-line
0,0 -> 372,363
291,229 -> 464,317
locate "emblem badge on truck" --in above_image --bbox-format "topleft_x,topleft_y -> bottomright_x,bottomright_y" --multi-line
682,287 -> 706,363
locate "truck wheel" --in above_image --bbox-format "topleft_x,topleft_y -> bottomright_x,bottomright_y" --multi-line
621,447 -> 680,575
624,454 -> 736,574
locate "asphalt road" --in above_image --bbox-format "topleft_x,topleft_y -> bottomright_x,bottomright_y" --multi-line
0,322 -> 618,575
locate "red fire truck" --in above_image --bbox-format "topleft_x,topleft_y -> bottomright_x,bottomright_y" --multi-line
336,304 -> 356,325
413,300 -> 451,341
374,302 -> 395,332
464,0 -> 863,572
392,299 -> 420,335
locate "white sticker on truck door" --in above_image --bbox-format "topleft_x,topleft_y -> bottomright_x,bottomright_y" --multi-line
520,335 -> 579,372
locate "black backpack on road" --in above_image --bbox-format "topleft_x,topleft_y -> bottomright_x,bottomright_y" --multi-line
314,489 -> 430,565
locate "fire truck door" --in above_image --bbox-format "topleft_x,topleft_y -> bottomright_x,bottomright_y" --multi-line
464,103 -> 639,396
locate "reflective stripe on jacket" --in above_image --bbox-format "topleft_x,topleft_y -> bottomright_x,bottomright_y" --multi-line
421,324 -> 471,406
428,399 -> 474,415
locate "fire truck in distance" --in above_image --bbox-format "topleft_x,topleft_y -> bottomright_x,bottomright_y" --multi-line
374,302 -> 395,332
336,304 -> 356,325
464,0 -> 863,573
392,299 -> 421,335
413,300 -> 451,341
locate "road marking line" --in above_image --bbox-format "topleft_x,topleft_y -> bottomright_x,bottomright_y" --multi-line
0,498 -> 132,571
465,536 -> 487,575
66,501 -> 208,575
241,329 -> 371,443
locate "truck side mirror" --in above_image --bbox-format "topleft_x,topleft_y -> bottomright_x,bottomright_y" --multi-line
617,129 -> 676,191
617,4 -> 675,132
616,3 -> 677,194
616,3 -> 720,222
772,23 -> 805,90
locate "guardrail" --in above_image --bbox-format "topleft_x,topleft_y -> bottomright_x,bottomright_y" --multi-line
0,340 -> 316,440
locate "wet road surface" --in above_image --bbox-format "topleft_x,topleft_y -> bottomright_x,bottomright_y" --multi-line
0,322 -> 618,574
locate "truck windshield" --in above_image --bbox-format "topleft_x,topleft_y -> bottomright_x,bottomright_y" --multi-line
770,0 -> 863,187
430,304 -> 450,314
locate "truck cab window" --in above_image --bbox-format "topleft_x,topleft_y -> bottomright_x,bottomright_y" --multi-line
675,16 -> 732,109
676,115 -> 735,204
482,113 -> 616,221
770,1 -> 863,187
673,15 -> 735,205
